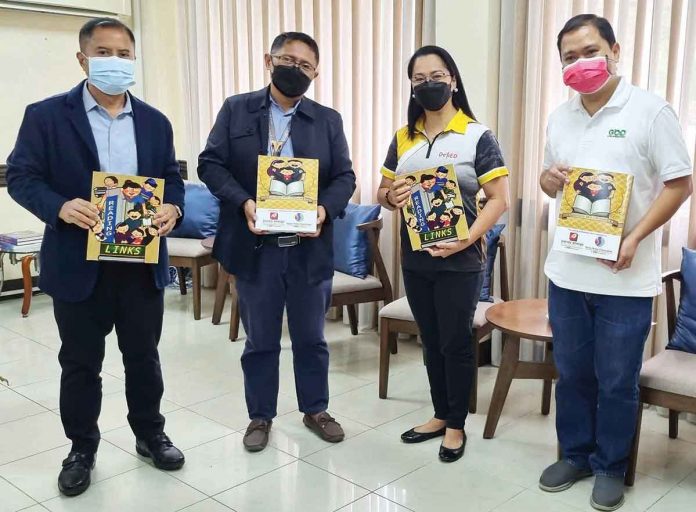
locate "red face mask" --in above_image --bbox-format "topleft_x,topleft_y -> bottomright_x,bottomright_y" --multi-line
562,56 -> 612,94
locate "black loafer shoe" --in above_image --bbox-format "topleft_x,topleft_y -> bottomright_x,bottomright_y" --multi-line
136,433 -> 185,470
401,427 -> 446,444
438,433 -> 467,463
58,451 -> 95,497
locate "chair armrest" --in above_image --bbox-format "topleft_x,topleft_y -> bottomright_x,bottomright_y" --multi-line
663,270 -> 682,340
357,216 -> 393,304
356,217 -> 383,232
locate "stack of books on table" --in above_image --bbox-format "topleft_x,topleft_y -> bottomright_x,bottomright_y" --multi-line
0,230 -> 43,248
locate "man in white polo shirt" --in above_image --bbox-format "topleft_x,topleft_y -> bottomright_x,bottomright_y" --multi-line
538,14 -> 692,511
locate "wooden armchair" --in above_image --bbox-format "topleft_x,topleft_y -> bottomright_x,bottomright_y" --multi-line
378,236 -> 510,414
214,217 -> 394,341
625,270 -> 696,485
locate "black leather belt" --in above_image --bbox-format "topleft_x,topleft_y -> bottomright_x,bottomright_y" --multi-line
262,233 -> 301,247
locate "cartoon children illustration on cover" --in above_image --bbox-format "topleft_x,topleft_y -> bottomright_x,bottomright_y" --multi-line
402,166 -> 469,249
571,171 -> 616,217
267,158 -> 306,197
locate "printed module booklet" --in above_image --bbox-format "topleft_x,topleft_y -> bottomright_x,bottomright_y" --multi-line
553,167 -> 633,261
255,156 -> 319,233
401,164 -> 470,250
86,172 -> 164,263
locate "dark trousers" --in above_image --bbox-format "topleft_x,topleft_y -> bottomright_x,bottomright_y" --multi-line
53,263 -> 165,454
403,269 -> 483,429
235,243 -> 332,421
549,281 -> 653,477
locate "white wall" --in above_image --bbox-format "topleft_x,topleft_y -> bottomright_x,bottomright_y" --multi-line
0,7 -> 133,280
434,0 -> 501,131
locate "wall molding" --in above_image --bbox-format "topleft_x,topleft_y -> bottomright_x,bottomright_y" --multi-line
0,0 -> 130,18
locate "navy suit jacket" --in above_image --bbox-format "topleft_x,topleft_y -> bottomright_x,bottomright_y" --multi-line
6,81 -> 185,303
198,87 -> 356,283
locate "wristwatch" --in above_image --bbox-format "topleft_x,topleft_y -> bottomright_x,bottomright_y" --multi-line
173,205 -> 182,218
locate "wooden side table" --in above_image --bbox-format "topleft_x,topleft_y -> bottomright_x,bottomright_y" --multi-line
483,298 -> 556,439
0,243 -> 42,318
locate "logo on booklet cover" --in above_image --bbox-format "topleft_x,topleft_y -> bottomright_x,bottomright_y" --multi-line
569,232 -> 579,242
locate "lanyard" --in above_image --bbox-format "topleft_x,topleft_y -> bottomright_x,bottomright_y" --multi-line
268,110 -> 293,157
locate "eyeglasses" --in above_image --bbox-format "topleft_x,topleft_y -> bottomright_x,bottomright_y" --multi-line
271,54 -> 316,75
411,71 -> 451,86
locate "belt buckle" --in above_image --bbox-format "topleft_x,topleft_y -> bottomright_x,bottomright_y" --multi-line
277,234 -> 299,247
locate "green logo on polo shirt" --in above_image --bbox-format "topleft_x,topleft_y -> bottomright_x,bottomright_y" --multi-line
608,129 -> 626,138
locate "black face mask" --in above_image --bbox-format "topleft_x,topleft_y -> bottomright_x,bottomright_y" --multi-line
271,65 -> 312,98
413,81 -> 452,111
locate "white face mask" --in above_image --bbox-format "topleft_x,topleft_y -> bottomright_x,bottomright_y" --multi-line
84,55 -> 136,95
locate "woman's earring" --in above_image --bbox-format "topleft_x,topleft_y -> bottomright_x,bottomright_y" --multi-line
453,87 -> 458,92
412,93 -> 416,98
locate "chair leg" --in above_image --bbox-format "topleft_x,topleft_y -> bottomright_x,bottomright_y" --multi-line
177,267 -> 187,295
212,265 -> 228,325
483,335 -> 520,439
669,409 -> 679,439
625,404 -> 643,487
379,318 -> 392,399
541,380 -> 553,415
541,343 -> 553,415
229,276 -> 240,342
389,331 -> 398,354
346,304 -> 358,335
192,261 -> 202,320
469,330 -> 480,414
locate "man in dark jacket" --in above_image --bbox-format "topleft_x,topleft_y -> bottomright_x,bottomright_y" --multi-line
7,17 -> 186,497
199,32 -> 355,452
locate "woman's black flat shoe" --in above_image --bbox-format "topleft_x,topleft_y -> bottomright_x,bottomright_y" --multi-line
400,427 -> 446,444
438,433 -> 467,462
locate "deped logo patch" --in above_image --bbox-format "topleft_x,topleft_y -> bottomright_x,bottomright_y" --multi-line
608,129 -> 626,138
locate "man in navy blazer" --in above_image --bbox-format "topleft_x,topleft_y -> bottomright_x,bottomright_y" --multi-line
7,18 -> 185,496
199,32 -> 356,452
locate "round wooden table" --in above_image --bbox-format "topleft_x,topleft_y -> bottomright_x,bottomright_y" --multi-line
483,299 -> 556,439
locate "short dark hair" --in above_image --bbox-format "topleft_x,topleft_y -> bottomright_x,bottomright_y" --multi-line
270,32 -> 319,63
557,14 -> 616,56
420,174 -> 435,183
122,180 -> 141,189
79,17 -> 135,51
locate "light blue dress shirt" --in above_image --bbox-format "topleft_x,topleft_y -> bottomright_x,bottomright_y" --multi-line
82,83 -> 138,175
268,95 -> 300,157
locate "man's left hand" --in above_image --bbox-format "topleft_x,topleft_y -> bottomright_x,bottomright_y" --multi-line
425,239 -> 469,258
597,234 -> 639,273
300,205 -> 327,238
154,203 -> 180,236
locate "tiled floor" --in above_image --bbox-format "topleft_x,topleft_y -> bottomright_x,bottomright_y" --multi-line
1,290 -> 696,512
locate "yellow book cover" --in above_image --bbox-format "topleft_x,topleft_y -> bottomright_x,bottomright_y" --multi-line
553,167 -> 634,261
255,156 -> 319,233
86,172 -> 164,264
402,164 -> 470,250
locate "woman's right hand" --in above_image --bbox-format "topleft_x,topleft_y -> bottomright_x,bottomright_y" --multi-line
388,179 -> 412,208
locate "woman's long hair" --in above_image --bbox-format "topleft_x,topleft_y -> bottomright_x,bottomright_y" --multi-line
406,45 -> 477,138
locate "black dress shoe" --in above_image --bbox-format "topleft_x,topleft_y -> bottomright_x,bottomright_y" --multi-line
136,433 -> 185,470
439,432 -> 467,463
58,451 -> 95,497
401,427 -> 446,444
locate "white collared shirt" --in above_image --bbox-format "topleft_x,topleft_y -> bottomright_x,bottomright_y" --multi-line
544,77 -> 692,297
